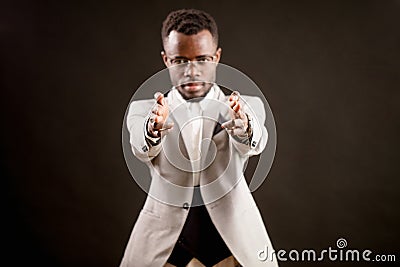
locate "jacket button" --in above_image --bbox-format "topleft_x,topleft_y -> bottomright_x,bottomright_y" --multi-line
182,202 -> 189,210
251,140 -> 257,148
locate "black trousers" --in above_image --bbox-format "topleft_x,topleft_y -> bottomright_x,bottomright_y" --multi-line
167,186 -> 232,267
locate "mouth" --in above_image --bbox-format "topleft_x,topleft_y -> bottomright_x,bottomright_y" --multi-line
181,82 -> 205,92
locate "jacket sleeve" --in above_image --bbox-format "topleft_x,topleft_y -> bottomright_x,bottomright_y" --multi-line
126,100 -> 163,162
230,96 -> 268,157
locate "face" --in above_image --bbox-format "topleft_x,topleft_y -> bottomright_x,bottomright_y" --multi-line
162,30 -> 222,100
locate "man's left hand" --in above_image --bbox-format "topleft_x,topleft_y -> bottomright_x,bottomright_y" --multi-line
221,91 -> 249,137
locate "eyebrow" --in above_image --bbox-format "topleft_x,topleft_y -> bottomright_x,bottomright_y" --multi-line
172,54 -> 212,59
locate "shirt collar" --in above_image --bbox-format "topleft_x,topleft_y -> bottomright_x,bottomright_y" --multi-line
171,83 -> 217,110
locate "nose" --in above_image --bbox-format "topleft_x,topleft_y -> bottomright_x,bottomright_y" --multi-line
183,61 -> 201,78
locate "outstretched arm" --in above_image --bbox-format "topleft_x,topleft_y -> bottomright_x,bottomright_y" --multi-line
222,91 -> 268,157
126,93 -> 173,162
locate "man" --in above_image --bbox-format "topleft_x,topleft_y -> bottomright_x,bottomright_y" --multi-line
121,9 -> 278,267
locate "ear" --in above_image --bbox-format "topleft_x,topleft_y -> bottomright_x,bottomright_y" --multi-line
214,47 -> 222,63
161,51 -> 169,67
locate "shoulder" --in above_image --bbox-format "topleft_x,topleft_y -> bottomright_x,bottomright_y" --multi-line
129,98 -> 154,106
237,95 -> 266,118
223,94 -> 264,108
127,99 -> 155,116
241,95 -> 263,104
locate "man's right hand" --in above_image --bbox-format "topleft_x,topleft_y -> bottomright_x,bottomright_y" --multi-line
147,92 -> 174,138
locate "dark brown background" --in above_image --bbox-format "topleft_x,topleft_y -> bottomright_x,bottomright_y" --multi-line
1,1 -> 399,266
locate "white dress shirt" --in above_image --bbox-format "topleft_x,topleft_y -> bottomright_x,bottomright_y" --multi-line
171,85 -> 216,185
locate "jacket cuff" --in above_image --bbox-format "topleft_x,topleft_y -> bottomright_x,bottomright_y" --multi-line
144,116 -> 161,147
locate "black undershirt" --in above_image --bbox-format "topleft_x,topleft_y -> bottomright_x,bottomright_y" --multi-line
167,186 -> 232,267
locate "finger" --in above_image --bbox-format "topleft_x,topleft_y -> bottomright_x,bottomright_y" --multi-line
221,120 -> 233,129
157,122 -> 174,131
158,125 -> 174,137
232,91 -> 240,97
229,127 -> 247,136
152,105 -> 167,116
154,115 -> 165,124
233,119 -> 244,128
148,114 -> 158,130
149,112 -> 156,121
229,100 -> 241,116
152,121 -> 163,132
154,117 -> 174,130
151,105 -> 159,115
232,102 -> 241,113
228,99 -> 242,114
229,99 -> 237,109
152,123 -> 174,138
221,118 -> 243,129
229,102 -> 243,119
229,91 -> 240,101
154,92 -> 164,106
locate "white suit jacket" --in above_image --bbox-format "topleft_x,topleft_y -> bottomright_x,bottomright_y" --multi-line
121,85 -> 278,267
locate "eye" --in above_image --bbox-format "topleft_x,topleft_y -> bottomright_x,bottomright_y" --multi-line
197,56 -> 213,62
171,58 -> 188,65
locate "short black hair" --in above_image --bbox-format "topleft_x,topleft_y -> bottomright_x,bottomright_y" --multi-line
161,9 -> 218,46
